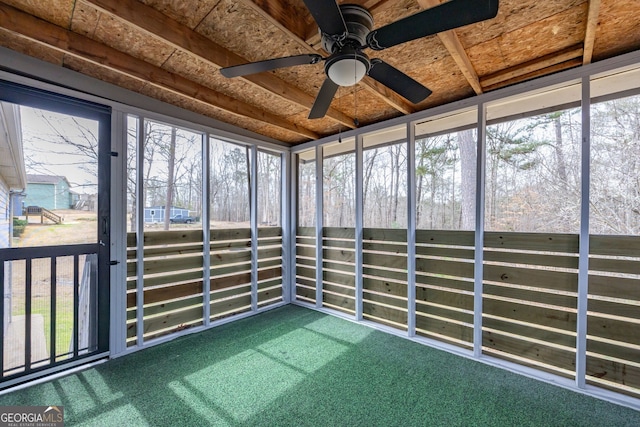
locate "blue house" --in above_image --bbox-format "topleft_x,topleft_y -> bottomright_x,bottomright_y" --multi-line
144,206 -> 190,223
23,174 -> 77,210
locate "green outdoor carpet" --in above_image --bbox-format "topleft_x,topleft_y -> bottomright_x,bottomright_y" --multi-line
1,305 -> 639,426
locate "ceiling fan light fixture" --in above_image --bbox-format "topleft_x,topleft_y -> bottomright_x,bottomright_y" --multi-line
328,57 -> 368,86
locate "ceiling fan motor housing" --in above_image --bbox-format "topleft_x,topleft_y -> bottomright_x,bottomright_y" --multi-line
321,4 -> 374,53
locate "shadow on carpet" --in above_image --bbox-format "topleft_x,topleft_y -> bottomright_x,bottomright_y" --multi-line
0,305 -> 638,426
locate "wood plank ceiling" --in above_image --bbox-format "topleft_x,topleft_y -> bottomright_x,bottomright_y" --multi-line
1,0 -> 639,145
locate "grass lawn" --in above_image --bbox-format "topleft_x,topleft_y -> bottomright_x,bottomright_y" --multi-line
11,296 -> 74,360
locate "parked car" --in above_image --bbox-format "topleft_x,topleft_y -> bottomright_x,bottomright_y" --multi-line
169,214 -> 194,224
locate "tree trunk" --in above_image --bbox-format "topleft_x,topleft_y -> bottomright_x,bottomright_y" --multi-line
391,146 -> 401,225
363,150 -> 377,224
163,127 -> 177,230
554,115 -> 569,190
459,129 -> 476,230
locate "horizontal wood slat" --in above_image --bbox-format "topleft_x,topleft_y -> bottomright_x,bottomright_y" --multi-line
323,270 -> 356,287
586,357 -> 640,394
483,316 -> 576,348
590,235 -> 640,257
323,227 -> 355,239
211,272 -> 251,291
210,294 -> 252,319
363,251 -> 406,270
483,299 -> 576,332
364,277 -> 407,299
295,277 -> 316,289
416,258 -> 474,279
416,230 -> 474,246
364,241 -> 408,254
415,302 -> 472,325
416,313 -> 473,343
416,274 -> 473,292
589,257 -> 640,275
362,266 -> 407,283
323,238 -> 355,250
363,301 -> 407,328
416,287 -> 473,312
139,256 -> 203,276
211,228 -> 252,241
484,251 -> 578,269
143,305 -> 204,338
416,245 -> 474,260
128,270 -> 202,290
323,292 -> 355,314
483,264 -> 578,293
210,249 -> 252,265
296,265 -> 316,278
296,227 -> 315,237
587,298 -> 640,320
296,257 -> 315,267
588,274 -> 640,300
323,282 -> 355,297
296,285 -> 316,303
363,228 -> 407,242
258,227 -> 282,238
484,232 -> 579,253
323,260 -> 355,275
323,247 -> 356,263
362,290 -> 406,309
587,317 -> 640,346
482,331 -> 576,376
484,284 -> 576,309
138,230 -> 203,247
140,281 -> 203,306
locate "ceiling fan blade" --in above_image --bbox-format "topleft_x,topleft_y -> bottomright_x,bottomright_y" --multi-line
220,54 -> 322,78
367,0 -> 498,50
308,78 -> 339,119
368,59 -> 432,104
302,0 -> 347,37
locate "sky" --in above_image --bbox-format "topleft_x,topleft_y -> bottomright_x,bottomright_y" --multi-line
20,105 -> 99,194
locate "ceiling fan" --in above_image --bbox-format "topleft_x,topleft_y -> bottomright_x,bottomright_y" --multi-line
220,0 -> 499,120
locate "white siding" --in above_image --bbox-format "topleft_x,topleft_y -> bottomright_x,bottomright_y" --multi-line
0,177 -> 9,249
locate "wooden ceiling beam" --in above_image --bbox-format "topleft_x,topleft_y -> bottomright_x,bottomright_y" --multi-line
417,0 -> 482,95
583,0 -> 602,65
482,58 -> 583,92
244,0 -> 313,51
0,2 -> 319,140
480,44 -> 584,89
239,0 -> 415,115
84,0 -> 355,129
361,78 -> 415,115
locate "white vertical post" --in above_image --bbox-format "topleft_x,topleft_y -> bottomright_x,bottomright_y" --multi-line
315,145 -> 324,308
407,123 -> 417,337
250,145 -> 259,311
473,105 -> 487,358
202,133 -> 211,325
281,151 -> 292,303
576,76 -> 591,388
109,110 -> 126,357
289,153 -> 298,303
355,135 -> 364,320
135,116 -> 145,347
